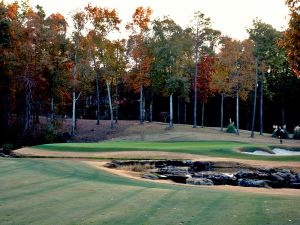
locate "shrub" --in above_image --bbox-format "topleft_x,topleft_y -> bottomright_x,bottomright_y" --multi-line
120,163 -> 153,172
272,126 -> 289,139
226,123 -> 237,133
2,143 -> 13,155
294,126 -> 300,139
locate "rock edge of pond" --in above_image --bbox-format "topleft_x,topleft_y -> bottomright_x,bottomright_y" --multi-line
105,160 -> 300,189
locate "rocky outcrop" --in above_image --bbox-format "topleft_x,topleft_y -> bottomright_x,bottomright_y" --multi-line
193,172 -> 237,185
238,179 -> 269,188
186,178 -> 214,185
106,160 -> 300,189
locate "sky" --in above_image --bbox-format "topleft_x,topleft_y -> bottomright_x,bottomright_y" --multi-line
4,0 -> 290,40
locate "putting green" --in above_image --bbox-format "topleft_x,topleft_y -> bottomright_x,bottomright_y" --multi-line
33,141 -> 300,161
1,158 -> 300,225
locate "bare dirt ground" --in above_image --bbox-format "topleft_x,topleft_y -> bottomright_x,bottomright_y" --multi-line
83,160 -> 300,196
61,119 -> 300,146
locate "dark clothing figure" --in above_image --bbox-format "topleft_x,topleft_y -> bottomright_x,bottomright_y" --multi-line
279,127 -> 285,144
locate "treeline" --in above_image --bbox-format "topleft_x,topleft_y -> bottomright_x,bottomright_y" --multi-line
0,1 -> 299,146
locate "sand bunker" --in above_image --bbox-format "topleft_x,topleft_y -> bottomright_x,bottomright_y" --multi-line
244,148 -> 300,156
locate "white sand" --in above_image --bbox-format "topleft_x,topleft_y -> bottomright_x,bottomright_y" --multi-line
243,148 -> 300,156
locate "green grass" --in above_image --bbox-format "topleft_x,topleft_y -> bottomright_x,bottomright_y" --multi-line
33,141 -> 300,161
1,158 -> 300,225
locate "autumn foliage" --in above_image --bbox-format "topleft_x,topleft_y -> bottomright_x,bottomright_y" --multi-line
197,56 -> 215,103
0,1 -> 299,147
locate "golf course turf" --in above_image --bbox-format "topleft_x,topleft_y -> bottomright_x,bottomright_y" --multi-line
1,158 -> 300,225
33,141 -> 300,161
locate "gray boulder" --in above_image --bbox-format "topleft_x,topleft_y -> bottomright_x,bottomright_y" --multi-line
158,166 -> 190,176
193,172 -> 237,185
290,183 -> 300,189
186,178 -> 214,186
235,170 -> 270,180
238,179 -> 269,188
142,173 -> 159,180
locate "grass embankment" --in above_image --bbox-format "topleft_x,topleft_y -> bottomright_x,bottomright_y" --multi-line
1,158 -> 300,225
33,141 -> 300,161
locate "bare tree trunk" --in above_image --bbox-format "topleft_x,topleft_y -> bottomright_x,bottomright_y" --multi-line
92,55 -> 101,125
140,84 -> 144,124
184,101 -> 187,125
220,93 -> 224,131
251,56 -> 259,138
23,71 -> 31,132
281,102 -> 285,128
72,90 -> 76,135
0,75 -> 10,131
50,80 -> 54,122
143,97 -> 146,122
149,91 -> 153,122
193,28 -> 199,128
170,94 -> 173,128
115,77 -> 118,124
236,90 -> 239,135
201,101 -> 205,128
177,96 -> 180,124
71,52 -> 80,136
259,71 -> 264,135
106,80 -> 114,129
50,96 -> 54,120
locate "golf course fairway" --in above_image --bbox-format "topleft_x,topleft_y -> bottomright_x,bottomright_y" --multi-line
1,158 -> 300,225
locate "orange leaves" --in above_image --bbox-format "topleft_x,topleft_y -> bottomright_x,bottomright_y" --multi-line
282,0 -> 300,77
6,2 -> 18,20
126,6 -> 152,31
132,6 -> 152,30
47,13 -> 67,33
125,7 -> 153,93
85,4 -> 121,34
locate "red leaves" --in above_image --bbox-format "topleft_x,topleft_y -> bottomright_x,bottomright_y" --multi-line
197,55 -> 215,102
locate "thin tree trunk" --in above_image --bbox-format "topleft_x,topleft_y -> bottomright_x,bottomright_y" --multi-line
71,51 -> 78,136
23,71 -> 31,132
143,97 -> 146,121
220,93 -> 224,131
281,103 -> 285,128
170,94 -> 173,128
50,95 -> 54,121
259,71 -> 264,135
50,78 -> 55,122
201,101 -> 205,128
184,101 -> 187,125
0,75 -> 10,131
149,91 -> 153,122
72,90 -> 76,135
92,55 -> 101,125
106,80 -> 114,129
193,28 -> 199,128
251,56 -> 259,138
236,90 -> 239,135
177,96 -> 180,124
115,77 -> 118,124
140,84 -> 143,124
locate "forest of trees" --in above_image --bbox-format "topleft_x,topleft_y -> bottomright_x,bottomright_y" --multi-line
0,0 -> 299,147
